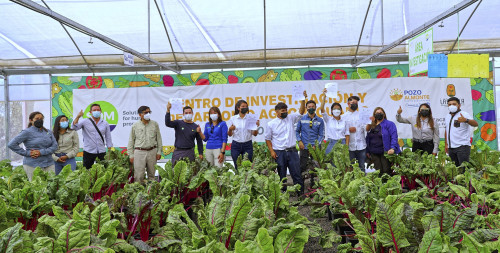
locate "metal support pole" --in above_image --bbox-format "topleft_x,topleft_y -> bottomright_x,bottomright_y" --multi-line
153,0 -> 180,71
353,0 -> 373,63
148,0 -> 151,57
11,0 -> 180,73
4,75 -> 10,159
448,0 -> 482,54
40,0 -> 93,74
381,0 -> 384,46
493,59 -> 499,150
353,0 -> 478,67
263,0 -> 267,68
49,74 -> 52,122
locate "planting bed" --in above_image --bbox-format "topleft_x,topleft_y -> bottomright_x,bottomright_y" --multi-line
0,142 -> 499,252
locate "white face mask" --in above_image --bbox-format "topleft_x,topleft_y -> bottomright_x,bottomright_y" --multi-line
183,114 -> 193,121
448,105 -> 458,113
210,114 -> 218,121
332,109 -> 341,117
143,113 -> 151,120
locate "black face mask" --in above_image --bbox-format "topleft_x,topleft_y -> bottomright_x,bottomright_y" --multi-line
350,103 -> 358,111
307,108 -> 316,115
240,108 -> 249,114
280,112 -> 288,119
420,110 -> 430,117
375,113 -> 384,120
34,119 -> 44,128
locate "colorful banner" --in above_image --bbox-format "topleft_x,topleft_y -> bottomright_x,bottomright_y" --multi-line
51,64 -> 497,159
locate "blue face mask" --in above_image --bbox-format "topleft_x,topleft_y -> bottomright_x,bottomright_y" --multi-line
92,111 -> 101,118
60,121 -> 69,129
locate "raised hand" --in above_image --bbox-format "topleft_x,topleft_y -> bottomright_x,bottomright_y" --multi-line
457,113 -> 467,123
397,106 -> 402,115
229,125 -> 236,131
196,125 -> 202,133
303,90 -> 308,99
77,109 -> 84,118
166,102 -> 172,112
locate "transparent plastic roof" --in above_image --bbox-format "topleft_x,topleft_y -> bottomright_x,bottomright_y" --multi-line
0,0 -> 499,69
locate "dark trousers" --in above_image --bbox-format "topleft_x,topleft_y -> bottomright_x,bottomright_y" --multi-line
371,153 -> 391,175
172,148 -> 195,165
449,145 -> 471,167
275,149 -> 303,194
299,149 -> 314,187
349,149 -> 366,171
83,151 -> 106,169
412,140 -> 434,154
231,141 -> 253,171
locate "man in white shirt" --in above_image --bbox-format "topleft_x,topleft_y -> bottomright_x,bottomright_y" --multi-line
343,96 -> 367,171
265,102 -> 303,194
444,97 -> 478,167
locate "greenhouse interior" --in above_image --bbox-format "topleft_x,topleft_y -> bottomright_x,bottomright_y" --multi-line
1,0 -> 500,252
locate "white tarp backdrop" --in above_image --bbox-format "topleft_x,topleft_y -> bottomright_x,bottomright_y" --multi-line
73,77 -> 472,148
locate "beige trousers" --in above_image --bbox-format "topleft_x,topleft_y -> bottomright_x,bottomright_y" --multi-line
205,148 -> 224,168
133,148 -> 157,182
23,164 -> 55,181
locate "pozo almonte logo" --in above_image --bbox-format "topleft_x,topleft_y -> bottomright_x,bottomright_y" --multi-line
83,101 -> 119,131
389,89 -> 403,101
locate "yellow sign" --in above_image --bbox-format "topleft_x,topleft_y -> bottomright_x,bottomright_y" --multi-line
448,54 -> 489,78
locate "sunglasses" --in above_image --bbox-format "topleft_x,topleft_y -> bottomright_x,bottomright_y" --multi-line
210,126 -> 214,133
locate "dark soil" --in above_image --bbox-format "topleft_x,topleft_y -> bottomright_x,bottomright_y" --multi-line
287,175 -> 337,253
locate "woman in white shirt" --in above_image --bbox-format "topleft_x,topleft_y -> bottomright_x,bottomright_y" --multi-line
228,100 -> 259,170
396,103 -> 439,155
319,88 -> 350,154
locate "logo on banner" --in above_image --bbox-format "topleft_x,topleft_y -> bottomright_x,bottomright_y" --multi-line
446,84 -> 456,97
83,101 -> 119,131
389,89 -> 430,107
389,89 -> 403,101
440,83 -> 464,107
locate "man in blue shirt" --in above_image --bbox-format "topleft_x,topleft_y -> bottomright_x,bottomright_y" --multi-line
72,103 -> 113,169
296,94 -> 325,189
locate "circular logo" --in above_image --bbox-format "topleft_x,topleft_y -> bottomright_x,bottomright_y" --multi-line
84,101 -> 119,131
389,89 -> 403,101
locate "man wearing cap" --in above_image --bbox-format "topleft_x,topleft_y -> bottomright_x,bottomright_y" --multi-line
128,106 -> 163,182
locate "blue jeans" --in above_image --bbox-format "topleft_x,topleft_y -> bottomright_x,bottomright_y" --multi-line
231,141 -> 253,171
325,138 -> 346,154
275,149 -> 303,193
349,149 -> 366,172
54,153 -> 76,175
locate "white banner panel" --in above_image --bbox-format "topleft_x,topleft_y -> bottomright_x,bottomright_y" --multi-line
73,77 -> 472,148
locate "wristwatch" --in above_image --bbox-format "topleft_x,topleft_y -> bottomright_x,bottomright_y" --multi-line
465,119 -> 469,124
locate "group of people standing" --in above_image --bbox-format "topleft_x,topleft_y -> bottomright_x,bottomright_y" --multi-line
8,103 -> 113,181
8,90 -> 477,193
